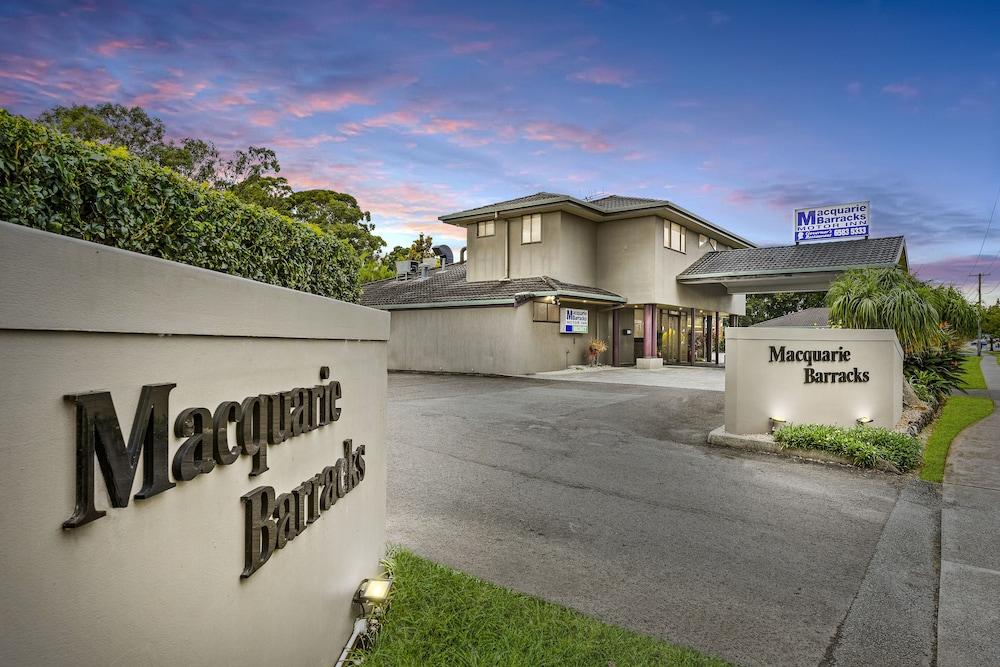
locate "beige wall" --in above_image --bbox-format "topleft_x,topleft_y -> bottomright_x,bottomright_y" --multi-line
0,222 -> 389,666
387,303 -> 613,375
724,327 -> 903,434
463,208 -> 745,315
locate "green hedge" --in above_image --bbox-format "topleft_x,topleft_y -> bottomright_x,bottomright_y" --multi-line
0,110 -> 360,302
774,423 -> 922,471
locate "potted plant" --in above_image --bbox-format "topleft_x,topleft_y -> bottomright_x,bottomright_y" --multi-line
587,339 -> 608,366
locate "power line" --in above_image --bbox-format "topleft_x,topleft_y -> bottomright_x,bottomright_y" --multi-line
974,182 -> 1000,272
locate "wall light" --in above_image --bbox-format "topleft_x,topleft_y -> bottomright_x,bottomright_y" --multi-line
856,417 -> 874,426
769,417 -> 787,433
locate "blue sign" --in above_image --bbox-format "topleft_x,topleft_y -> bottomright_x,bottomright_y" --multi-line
794,201 -> 870,242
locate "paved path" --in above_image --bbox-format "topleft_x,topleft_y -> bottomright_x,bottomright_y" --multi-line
524,364 -> 725,391
386,373 -> 937,666
938,355 -> 1000,666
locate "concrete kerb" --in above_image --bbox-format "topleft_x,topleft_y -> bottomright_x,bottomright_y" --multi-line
707,426 -> 903,472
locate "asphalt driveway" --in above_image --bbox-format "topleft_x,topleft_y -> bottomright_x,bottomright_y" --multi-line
386,373 -> 932,666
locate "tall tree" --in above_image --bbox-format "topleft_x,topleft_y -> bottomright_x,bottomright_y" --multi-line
741,292 -> 827,326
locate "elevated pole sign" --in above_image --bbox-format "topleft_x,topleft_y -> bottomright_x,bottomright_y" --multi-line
794,201 -> 870,243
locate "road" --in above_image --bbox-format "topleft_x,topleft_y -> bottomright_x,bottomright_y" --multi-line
385,373 -> 935,666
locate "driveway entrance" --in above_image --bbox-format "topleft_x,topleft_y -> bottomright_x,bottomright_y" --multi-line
524,364 -> 725,391
386,373 -> 931,666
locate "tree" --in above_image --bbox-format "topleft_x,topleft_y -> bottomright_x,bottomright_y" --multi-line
281,189 -> 383,257
37,104 -> 222,181
407,232 -> 434,261
38,103 -> 166,158
983,301 -> 1000,351
741,292 -> 827,326
827,267 -> 979,353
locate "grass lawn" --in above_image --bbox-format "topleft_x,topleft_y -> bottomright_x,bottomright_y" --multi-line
958,355 -> 987,390
921,396 -> 995,483
354,549 -> 728,667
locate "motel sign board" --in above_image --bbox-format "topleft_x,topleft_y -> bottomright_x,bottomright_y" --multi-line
560,307 -> 589,334
794,201 -> 870,242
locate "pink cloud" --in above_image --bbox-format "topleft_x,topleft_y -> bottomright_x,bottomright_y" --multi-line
623,151 -> 646,161
248,109 -> 280,126
521,121 -> 610,152
0,55 -> 121,104
910,255 -> 984,287
340,109 -> 477,138
269,133 -> 343,148
568,66 -> 633,87
129,78 -> 208,107
882,82 -> 919,99
93,39 -> 142,56
452,41 -> 494,55
286,91 -> 372,118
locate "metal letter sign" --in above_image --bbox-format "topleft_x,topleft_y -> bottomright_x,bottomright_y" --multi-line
794,201 -> 870,242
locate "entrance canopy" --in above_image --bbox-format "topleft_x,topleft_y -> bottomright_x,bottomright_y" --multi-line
676,236 -> 907,294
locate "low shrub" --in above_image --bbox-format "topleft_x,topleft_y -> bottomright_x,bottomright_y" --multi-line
0,110 -> 361,301
904,347 -> 966,399
774,423 -> 922,471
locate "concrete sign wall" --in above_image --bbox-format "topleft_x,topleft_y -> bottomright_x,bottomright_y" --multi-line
0,222 -> 389,665
725,326 -> 903,434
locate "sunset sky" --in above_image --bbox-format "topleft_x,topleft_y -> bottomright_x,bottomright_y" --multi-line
2,1 -> 998,295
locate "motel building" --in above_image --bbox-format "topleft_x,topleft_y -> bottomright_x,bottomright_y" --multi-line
361,192 -> 908,375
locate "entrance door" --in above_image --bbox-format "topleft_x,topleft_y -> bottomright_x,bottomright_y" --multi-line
663,310 -> 681,363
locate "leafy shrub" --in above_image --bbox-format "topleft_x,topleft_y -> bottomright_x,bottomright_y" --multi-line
905,347 -> 966,399
773,423 -> 922,471
0,110 -> 360,301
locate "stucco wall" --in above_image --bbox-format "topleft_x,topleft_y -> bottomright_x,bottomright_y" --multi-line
388,303 -> 612,375
724,327 -> 903,434
0,222 -> 389,666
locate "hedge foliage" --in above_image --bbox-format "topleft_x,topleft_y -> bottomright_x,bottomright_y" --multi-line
774,423 -> 922,471
0,110 -> 361,302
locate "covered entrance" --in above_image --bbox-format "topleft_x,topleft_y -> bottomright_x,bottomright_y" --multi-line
631,305 -> 730,366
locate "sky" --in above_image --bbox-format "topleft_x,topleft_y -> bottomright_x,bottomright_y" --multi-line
1,0 -> 998,297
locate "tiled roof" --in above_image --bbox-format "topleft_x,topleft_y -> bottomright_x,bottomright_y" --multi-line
677,236 -> 905,280
439,191 -> 754,248
585,194 -> 665,212
361,262 -> 624,308
753,307 -> 830,327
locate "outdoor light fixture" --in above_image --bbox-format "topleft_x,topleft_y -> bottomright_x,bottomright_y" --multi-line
353,577 -> 393,616
856,417 -> 874,426
769,417 -> 787,433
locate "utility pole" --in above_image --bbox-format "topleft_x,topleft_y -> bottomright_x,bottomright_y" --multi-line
970,272 -> 990,356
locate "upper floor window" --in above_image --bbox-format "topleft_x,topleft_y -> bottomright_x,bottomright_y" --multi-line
522,213 -> 542,244
699,234 -> 719,251
664,220 -> 686,253
476,220 -> 495,237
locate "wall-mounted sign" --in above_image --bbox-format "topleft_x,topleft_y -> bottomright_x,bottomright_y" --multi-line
62,366 -> 365,578
560,307 -> 588,334
794,201 -> 869,242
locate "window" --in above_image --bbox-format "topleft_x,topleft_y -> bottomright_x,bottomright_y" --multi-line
476,220 -> 495,237
521,213 -> 542,244
710,238 -> 718,250
664,220 -> 686,253
532,300 -> 559,322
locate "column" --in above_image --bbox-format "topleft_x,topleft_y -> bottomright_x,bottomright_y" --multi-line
637,304 -> 660,369
612,309 -> 621,367
714,311 -> 720,365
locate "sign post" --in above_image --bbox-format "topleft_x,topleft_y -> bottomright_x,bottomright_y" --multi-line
794,201 -> 870,243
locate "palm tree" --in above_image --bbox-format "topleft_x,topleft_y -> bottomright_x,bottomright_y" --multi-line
827,267 -> 978,354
